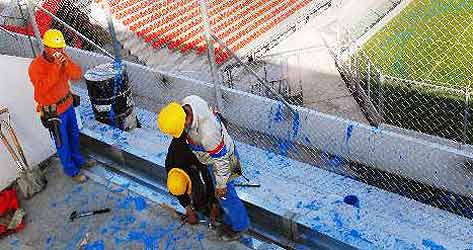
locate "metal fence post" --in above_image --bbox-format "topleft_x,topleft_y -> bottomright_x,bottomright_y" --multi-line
463,90 -> 470,145
26,0 -> 43,54
367,60 -> 371,101
379,74 -> 385,121
199,0 -> 222,111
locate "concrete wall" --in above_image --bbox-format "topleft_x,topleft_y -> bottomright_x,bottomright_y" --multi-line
0,55 -> 55,190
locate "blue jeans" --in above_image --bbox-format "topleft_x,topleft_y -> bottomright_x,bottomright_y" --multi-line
209,167 -> 250,232
52,106 -> 85,177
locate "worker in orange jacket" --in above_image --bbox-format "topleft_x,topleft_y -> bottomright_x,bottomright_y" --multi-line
28,29 -> 94,183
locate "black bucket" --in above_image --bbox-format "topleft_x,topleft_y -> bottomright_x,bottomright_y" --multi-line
84,63 -> 138,131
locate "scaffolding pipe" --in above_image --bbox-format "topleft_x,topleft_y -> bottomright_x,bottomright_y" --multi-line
199,0 -> 222,111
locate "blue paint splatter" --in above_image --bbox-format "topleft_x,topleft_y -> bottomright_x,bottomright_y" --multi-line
344,124 -> 354,153
84,240 -> 105,250
66,226 -> 88,250
304,200 -> 320,211
304,136 -> 312,145
134,196 -> 147,211
240,236 -> 254,249
345,124 -> 354,143
291,112 -> 300,139
272,103 -> 285,122
422,239 -> 446,250
332,212 -> 343,228
329,155 -> 344,168
394,239 -> 417,250
344,195 -> 360,208
296,201 -> 303,208
72,186 -> 83,193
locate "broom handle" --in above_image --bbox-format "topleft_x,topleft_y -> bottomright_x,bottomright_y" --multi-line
5,121 -> 29,168
0,125 -> 26,174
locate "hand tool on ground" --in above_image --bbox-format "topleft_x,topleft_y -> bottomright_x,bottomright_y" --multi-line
234,183 -> 261,187
69,208 -> 111,222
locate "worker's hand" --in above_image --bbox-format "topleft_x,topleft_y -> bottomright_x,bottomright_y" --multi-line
215,187 -> 227,200
210,203 -> 220,224
53,51 -> 67,65
186,206 -> 198,225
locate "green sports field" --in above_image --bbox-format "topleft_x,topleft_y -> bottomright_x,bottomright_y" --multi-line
362,0 -> 473,90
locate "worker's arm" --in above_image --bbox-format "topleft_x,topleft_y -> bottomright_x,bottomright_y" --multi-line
28,62 -> 61,106
64,56 -> 82,81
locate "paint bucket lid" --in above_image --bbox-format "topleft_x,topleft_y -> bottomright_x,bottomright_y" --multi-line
84,62 -> 125,82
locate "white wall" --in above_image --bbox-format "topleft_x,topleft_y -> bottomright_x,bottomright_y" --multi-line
0,55 -> 55,190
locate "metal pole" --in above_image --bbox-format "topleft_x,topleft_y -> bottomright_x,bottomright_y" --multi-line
211,33 -> 297,116
379,74 -> 385,121
199,0 -> 222,111
103,1 -> 121,63
367,59 -> 371,101
18,1 -> 36,57
35,4 -> 114,59
463,90 -> 470,145
27,0 -> 43,53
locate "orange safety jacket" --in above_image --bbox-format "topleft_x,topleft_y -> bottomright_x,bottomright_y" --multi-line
28,54 -> 82,115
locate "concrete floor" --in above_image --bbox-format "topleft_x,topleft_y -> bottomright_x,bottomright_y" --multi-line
0,157 -> 250,250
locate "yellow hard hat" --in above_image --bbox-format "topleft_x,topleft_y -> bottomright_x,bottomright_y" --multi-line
43,29 -> 66,48
167,168 -> 192,196
158,102 -> 186,138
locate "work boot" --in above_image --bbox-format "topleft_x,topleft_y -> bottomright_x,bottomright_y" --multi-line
80,159 -> 97,169
218,225 -> 242,241
71,174 -> 87,183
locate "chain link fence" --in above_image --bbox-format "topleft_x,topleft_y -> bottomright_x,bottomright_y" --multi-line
1,0 -> 472,222
335,0 -> 473,145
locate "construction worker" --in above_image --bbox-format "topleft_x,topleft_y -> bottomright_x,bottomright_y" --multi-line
158,95 -> 250,241
165,133 -> 220,225
28,29 -> 94,183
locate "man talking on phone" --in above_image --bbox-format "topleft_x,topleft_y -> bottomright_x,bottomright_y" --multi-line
28,29 -> 94,183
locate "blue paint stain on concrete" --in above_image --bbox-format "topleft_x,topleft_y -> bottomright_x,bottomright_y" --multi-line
394,239 -> 417,250
291,112 -> 300,139
345,124 -> 354,143
134,196 -> 147,211
72,186 -> 83,194
332,212 -> 343,228
329,155 -> 344,168
422,239 -> 447,250
304,136 -> 312,145
304,200 -> 321,211
66,226 -> 88,250
348,230 -> 374,249
273,102 -> 285,123
344,195 -> 360,208
84,240 -> 105,250
345,124 -> 354,153
296,201 -> 303,209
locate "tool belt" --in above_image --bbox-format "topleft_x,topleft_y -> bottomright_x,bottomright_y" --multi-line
40,104 -> 62,147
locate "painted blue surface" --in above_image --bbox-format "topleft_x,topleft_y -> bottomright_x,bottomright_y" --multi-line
73,86 -> 473,249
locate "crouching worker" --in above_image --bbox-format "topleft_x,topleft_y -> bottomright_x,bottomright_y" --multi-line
28,29 -> 94,183
158,95 -> 250,241
165,133 -> 220,225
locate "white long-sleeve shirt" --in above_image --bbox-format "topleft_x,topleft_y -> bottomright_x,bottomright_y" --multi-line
182,95 -> 235,189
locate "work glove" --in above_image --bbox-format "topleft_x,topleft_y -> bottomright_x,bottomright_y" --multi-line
186,206 -> 198,225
